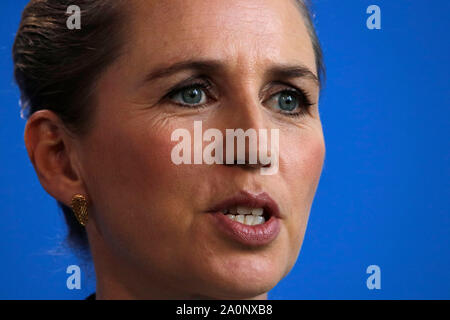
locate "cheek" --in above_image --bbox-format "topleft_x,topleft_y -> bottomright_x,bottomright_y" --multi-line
278,126 -> 325,247
89,124 -> 176,200
281,127 -> 325,204
81,119 -> 197,250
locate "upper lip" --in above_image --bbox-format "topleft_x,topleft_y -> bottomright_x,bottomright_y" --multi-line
207,190 -> 281,219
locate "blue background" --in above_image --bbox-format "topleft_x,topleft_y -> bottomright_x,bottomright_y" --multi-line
0,0 -> 448,299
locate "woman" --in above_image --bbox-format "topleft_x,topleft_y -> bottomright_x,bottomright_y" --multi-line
13,0 -> 325,299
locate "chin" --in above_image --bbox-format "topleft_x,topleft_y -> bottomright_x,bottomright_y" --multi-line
190,253 -> 287,300
205,273 -> 280,300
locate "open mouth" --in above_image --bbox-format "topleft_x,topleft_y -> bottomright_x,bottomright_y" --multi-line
207,191 -> 281,246
207,190 -> 280,225
219,206 -> 271,226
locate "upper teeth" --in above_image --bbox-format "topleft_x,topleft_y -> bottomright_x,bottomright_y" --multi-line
221,206 -> 266,226
221,206 -> 264,216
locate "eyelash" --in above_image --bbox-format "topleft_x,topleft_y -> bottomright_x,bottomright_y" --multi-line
165,80 -> 214,108
272,85 -> 314,117
164,80 -> 313,118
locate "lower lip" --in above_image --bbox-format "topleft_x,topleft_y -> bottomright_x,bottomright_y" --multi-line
209,212 -> 281,246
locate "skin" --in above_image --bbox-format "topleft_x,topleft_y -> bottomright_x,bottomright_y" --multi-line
25,0 -> 325,299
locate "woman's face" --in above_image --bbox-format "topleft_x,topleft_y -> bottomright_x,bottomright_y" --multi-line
77,0 -> 325,299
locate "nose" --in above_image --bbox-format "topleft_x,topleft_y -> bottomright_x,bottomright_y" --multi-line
219,88 -> 275,171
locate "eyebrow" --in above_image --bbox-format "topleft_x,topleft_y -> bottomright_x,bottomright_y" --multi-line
141,59 -> 319,86
266,64 -> 319,86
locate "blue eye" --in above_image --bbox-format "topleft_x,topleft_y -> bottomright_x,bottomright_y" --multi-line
276,91 -> 299,111
267,90 -> 303,115
266,86 -> 314,117
170,85 -> 207,106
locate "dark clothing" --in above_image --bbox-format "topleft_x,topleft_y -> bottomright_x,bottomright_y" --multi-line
86,292 -> 96,300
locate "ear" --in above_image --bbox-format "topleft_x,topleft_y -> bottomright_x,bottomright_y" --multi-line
24,110 -> 87,207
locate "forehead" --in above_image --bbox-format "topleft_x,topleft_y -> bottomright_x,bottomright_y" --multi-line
123,0 -> 316,76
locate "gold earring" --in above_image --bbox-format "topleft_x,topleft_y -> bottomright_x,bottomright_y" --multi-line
71,194 -> 89,226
